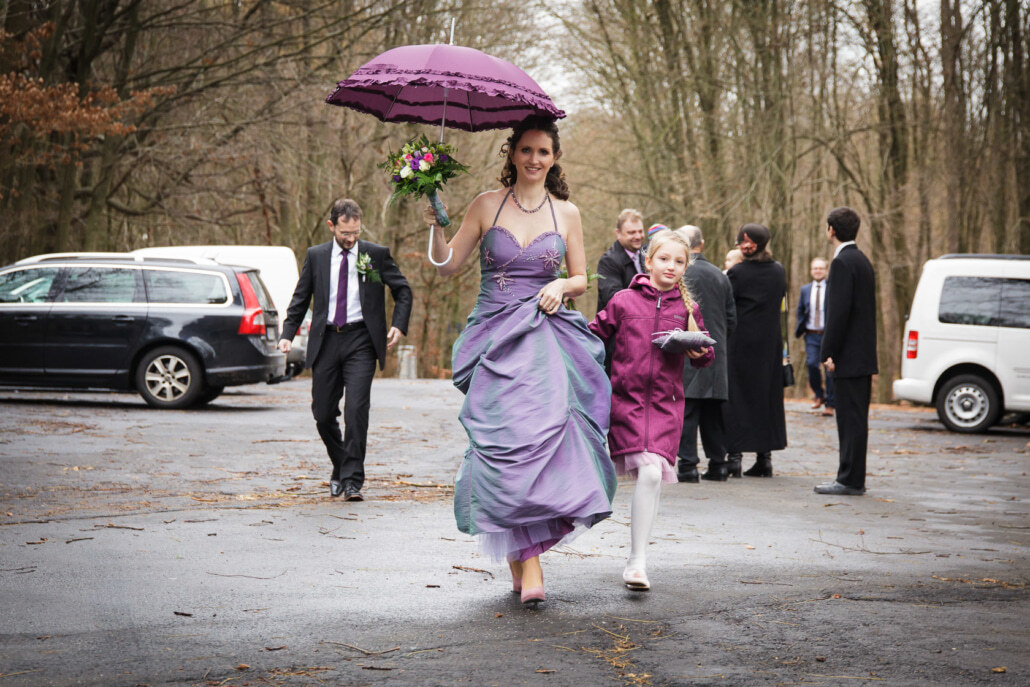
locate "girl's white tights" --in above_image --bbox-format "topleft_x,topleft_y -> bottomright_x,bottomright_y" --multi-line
626,463 -> 663,571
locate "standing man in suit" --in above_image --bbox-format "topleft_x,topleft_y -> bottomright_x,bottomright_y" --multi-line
815,207 -> 877,496
279,198 -> 412,501
796,257 -> 834,417
674,225 -> 737,482
596,208 -> 646,312
596,209 -> 646,373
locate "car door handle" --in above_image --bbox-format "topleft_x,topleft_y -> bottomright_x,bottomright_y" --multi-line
112,315 -> 135,324
13,314 -> 38,323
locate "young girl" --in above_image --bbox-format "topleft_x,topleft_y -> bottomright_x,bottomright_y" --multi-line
589,230 -> 714,590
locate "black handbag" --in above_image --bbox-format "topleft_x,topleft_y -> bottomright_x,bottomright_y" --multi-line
782,292 -> 795,387
782,352 -> 796,387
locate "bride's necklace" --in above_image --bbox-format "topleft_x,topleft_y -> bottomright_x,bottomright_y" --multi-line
512,187 -> 549,214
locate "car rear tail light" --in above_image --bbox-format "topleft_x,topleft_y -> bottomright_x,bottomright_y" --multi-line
236,272 -> 266,335
906,330 -> 918,359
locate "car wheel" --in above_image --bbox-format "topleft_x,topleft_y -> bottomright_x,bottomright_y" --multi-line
195,385 -> 224,406
936,374 -> 1002,433
136,346 -> 204,409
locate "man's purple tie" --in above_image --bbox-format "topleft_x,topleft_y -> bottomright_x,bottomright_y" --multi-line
333,249 -> 348,327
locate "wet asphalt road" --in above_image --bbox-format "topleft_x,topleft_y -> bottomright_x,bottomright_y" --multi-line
0,379 -> 1028,686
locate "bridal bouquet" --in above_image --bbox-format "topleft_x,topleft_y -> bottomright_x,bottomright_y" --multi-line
379,135 -> 469,226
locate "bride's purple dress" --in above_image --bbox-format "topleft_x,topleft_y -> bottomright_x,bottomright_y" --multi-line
452,193 -> 616,561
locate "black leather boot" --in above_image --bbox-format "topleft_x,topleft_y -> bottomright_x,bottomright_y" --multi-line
700,463 -> 729,481
726,453 -> 743,478
743,452 -> 773,477
677,466 -> 699,483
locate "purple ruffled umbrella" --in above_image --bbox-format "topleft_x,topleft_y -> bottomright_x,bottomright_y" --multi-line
325,44 -> 564,133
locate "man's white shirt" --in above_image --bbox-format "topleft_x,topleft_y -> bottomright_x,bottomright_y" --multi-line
328,241 -> 364,325
807,279 -> 827,330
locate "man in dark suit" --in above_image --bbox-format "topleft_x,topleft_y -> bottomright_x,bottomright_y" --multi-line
279,198 -> 412,501
596,209 -> 646,373
596,208 -> 646,312
816,207 -> 877,496
675,225 -> 737,482
796,257 -> 834,417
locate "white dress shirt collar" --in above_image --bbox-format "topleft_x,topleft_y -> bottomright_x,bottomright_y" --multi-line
834,240 -> 856,258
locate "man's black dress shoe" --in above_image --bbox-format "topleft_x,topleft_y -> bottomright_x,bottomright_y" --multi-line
814,480 -> 865,495
701,463 -> 729,481
344,485 -> 364,501
329,480 -> 344,497
677,467 -> 699,483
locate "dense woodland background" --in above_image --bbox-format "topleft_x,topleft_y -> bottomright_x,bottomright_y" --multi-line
1,0 -> 1027,399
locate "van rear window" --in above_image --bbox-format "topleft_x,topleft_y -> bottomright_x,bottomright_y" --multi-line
939,276 -> 1030,329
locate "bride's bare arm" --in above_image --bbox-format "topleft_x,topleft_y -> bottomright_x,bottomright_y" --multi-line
425,192 -> 490,276
560,204 -> 588,299
537,202 -> 587,315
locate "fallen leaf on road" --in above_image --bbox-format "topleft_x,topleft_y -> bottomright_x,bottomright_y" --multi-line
265,646 -> 287,651
173,611 -> 193,617
495,613 -> 503,618
536,669 -> 556,673
236,664 -> 250,670
426,584 -> 440,588
993,667 -> 1007,673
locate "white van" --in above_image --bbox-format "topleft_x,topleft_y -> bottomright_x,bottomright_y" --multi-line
893,255 -> 1030,433
131,246 -> 309,376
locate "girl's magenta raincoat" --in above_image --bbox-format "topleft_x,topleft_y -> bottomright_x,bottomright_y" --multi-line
589,274 -> 714,465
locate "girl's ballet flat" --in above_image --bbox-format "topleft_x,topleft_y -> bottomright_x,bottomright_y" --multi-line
622,568 -> 651,591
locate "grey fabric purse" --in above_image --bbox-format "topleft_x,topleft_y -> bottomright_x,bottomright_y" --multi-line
651,329 -> 716,354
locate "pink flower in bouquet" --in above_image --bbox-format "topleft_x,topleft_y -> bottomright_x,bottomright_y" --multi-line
423,152 -> 434,164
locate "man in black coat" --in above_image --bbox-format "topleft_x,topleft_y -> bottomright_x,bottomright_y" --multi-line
596,208 -> 646,312
674,225 -> 737,482
279,198 -> 413,501
816,206 -> 877,496
596,209 -> 646,373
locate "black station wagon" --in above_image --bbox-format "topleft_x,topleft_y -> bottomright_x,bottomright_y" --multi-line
0,253 -> 285,408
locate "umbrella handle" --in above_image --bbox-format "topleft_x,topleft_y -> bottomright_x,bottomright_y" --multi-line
427,224 -> 453,267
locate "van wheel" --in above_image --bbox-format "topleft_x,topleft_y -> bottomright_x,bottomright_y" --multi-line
136,346 -> 204,409
936,374 -> 1002,433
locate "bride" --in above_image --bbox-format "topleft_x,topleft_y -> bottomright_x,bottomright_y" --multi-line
424,115 -> 616,608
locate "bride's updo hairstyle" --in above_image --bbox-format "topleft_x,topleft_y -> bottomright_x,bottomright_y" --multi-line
499,115 -> 570,201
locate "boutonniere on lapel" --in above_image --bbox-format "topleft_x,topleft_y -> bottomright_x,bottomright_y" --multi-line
356,252 -> 382,284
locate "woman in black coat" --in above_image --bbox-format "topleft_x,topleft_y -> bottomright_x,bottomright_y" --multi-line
724,224 -> 787,476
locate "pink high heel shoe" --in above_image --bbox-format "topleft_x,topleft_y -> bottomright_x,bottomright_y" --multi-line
511,573 -> 522,594
521,585 -> 546,607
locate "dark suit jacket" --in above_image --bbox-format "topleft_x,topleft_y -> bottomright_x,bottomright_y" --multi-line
281,239 -> 412,370
795,281 -> 827,339
820,245 -> 877,378
596,240 -> 644,312
682,253 -> 736,399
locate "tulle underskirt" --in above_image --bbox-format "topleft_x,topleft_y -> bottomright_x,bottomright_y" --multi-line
613,451 -> 677,484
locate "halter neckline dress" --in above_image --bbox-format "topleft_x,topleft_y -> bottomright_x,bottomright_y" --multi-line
451,189 -> 616,561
